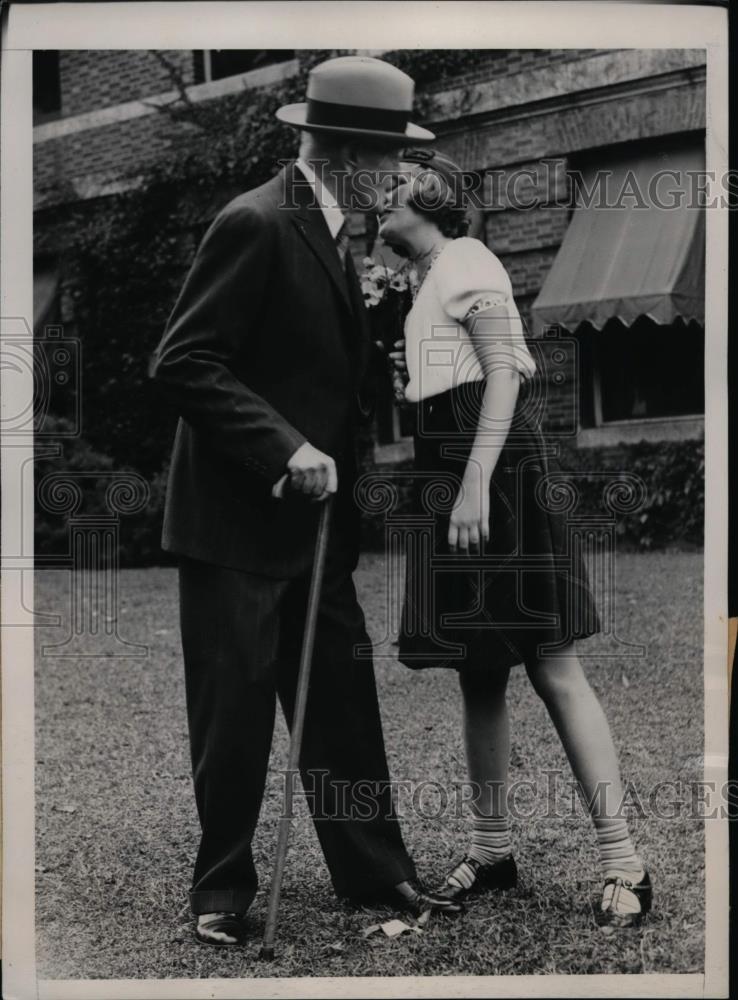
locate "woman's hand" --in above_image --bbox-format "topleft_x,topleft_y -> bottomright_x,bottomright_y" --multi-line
448,462 -> 490,553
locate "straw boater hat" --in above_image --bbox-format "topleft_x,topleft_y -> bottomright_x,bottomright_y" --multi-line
276,55 -> 435,144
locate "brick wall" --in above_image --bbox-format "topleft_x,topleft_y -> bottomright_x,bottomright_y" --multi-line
60,50 -> 195,117
485,205 -> 571,255
424,48 -> 600,92
439,80 -> 705,168
34,111 -> 201,206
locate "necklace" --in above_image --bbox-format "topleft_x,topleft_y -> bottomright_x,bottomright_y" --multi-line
411,241 -> 449,301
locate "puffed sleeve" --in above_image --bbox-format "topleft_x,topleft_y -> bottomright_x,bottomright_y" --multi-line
435,237 -> 511,321
434,238 -> 537,379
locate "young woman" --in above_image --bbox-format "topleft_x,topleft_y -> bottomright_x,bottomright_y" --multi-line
378,149 -> 652,928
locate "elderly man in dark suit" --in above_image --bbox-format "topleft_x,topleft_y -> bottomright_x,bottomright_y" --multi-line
150,55 -> 462,945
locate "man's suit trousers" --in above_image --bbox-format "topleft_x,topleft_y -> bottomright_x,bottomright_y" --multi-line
178,550 -> 417,914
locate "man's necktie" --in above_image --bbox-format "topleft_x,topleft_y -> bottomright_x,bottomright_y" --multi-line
335,220 -> 363,332
335,222 -> 350,268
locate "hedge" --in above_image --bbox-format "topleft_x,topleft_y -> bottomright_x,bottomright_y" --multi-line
358,437 -> 704,553
34,413 -> 703,566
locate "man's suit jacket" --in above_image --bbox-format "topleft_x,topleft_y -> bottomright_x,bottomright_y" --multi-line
150,162 -> 375,578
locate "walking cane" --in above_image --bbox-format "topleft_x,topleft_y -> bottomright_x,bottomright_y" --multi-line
259,494 -> 334,961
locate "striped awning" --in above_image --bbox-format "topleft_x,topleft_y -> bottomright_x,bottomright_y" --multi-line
531,144 -> 705,335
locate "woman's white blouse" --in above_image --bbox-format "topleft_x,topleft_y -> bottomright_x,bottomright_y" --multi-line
403,237 -> 537,404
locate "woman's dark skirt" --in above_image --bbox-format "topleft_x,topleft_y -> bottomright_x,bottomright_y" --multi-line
398,381 -> 601,672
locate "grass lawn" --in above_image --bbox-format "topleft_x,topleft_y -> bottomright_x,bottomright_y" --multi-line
35,551 -> 705,980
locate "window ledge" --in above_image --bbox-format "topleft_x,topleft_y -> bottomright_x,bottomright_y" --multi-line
577,416 -> 704,448
373,439 -> 414,465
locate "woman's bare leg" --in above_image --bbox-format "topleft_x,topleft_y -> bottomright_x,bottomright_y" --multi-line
525,644 -> 645,914
459,666 -> 512,817
445,666 -> 516,892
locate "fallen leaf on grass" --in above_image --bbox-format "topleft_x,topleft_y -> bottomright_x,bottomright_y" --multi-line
324,942 -> 346,954
382,919 -> 421,938
363,918 -> 423,939
54,805 -> 77,814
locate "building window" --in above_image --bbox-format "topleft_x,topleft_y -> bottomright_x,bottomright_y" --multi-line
193,50 -> 295,84
33,50 -> 62,124
577,315 -> 704,427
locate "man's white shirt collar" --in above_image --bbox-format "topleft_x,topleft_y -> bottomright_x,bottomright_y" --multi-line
295,157 -> 346,240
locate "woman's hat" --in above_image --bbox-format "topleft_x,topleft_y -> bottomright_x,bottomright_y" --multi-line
275,56 -> 435,144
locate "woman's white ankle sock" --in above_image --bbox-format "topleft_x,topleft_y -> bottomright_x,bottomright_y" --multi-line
595,817 -> 644,885
448,815 -> 512,890
468,815 -> 513,865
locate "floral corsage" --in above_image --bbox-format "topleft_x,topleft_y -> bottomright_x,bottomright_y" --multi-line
360,257 -> 417,401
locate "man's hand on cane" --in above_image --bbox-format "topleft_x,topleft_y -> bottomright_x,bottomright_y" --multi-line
273,442 -> 337,501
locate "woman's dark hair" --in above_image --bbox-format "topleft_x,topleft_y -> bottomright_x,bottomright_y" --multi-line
400,148 -> 471,238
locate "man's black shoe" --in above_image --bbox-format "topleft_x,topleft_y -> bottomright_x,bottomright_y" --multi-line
348,878 -> 464,918
195,911 -> 250,946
